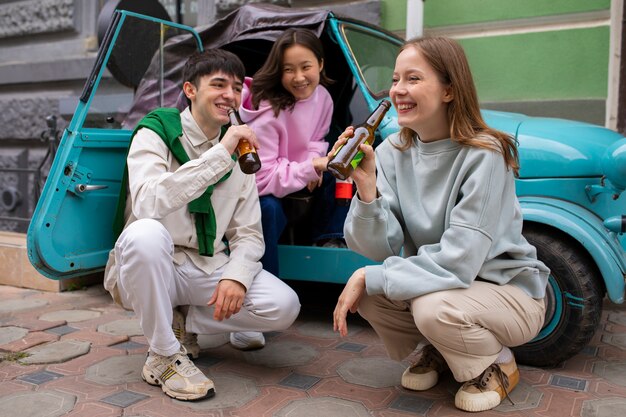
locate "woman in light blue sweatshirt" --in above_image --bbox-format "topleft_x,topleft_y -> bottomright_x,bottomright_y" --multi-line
332,37 -> 549,413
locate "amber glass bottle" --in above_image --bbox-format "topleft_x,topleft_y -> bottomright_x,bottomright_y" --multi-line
326,100 -> 391,180
228,108 -> 261,174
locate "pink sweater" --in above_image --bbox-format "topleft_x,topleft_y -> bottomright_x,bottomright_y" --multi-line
239,77 -> 333,197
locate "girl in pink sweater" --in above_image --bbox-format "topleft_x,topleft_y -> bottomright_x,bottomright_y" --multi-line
239,28 -> 347,276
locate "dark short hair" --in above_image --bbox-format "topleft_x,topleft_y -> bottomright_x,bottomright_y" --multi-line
182,48 -> 246,88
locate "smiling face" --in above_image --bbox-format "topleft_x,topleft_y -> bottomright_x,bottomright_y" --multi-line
390,46 -> 453,142
183,71 -> 243,137
281,44 -> 323,101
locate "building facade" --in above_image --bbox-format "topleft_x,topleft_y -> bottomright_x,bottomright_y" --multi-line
0,0 -> 623,233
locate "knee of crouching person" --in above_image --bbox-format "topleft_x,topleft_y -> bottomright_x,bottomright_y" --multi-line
411,293 -> 448,338
118,219 -> 173,259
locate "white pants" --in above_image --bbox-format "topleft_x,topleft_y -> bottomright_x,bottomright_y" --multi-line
114,219 -> 301,357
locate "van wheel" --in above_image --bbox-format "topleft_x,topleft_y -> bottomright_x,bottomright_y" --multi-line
512,227 -> 604,367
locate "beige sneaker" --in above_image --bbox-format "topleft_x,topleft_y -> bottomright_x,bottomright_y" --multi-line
401,344 -> 448,391
142,346 -> 215,401
172,307 -> 200,359
454,357 -> 519,412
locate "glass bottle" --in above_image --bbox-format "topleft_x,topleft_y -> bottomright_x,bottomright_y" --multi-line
228,108 -> 261,174
326,100 -> 391,180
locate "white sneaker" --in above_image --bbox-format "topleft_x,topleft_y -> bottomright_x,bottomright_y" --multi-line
141,346 -> 215,401
229,331 -> 265,350
172,307 -> 201,359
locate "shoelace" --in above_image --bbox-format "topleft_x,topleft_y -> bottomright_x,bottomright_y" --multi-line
467,364 -> 515,406
171,353 -> 200,377
412,345 -> 446,371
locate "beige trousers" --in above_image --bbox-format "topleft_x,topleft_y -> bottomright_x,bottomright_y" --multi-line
358,281 -> 546,382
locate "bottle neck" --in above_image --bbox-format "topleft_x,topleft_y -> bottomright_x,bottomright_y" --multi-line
228,110 -> 243,126
365,101 -> 390,129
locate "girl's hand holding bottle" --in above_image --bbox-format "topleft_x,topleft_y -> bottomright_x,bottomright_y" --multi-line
329,127 -> 378,203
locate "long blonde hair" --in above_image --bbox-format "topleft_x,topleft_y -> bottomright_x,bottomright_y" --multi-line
395,37 -> 519,176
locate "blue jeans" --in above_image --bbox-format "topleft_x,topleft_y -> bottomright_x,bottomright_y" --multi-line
259,172 -> 349,276
259,195 -> 287,277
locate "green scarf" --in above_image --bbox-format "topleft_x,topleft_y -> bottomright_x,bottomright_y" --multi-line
113,107 -> 233,256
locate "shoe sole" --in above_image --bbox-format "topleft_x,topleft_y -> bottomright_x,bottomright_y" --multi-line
142,368 -> 215,401
401,369 -> 438,391
230,340 -> 265,351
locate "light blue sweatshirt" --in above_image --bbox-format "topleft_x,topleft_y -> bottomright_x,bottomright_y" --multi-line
344,133 -> 549,301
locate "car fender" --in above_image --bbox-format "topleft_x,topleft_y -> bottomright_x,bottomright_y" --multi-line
519,196 -> 626,303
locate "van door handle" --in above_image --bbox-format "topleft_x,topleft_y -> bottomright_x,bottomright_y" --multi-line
75,184 -> 108,193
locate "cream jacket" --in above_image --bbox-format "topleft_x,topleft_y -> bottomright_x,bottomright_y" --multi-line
104,107 -> 264,301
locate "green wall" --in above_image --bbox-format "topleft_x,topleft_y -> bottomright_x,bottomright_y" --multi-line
379,0 -> 611,124
460,27 -> 609,102
424,0 -> 610,28
380,0 -> 610,29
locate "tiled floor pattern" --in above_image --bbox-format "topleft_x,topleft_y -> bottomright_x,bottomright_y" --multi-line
1,281 -> 626,417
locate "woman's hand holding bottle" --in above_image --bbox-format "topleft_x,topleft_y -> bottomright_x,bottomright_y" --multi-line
329,127 -> 377,203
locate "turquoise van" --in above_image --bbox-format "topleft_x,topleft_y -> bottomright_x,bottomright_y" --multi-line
26,4 -> 626,368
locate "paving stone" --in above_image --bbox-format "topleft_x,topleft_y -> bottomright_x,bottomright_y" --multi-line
0,298 -> 47,314
243,341 -> 317,367
0,326 -> 28,344
84,354 -> 145,385
297,321 -> 362,338
494,381 -> 543,412
335,342 -> 366,352
582,345 -> 599,357
389,394 -> 434,414
0,390 -> 76,417
110,341 -> 146,350
39,310 -> 101,323
581,397 -> 626,417
592,361 -> 626,386
45,325 -> 78,336
174,374 -> 258,410
66,330 -> 129,348
549,374 -> 588,391
274,396 -> 371,417
100,390 -> 149,408
279,372 -> 321,390
0,331 -> 58,353
607,311 -> 626,327
337,357 -> 405,388
4,319 -> 65,332
97,319 -> 142,336
194,355 -> 222,368
17,370 -> 64,385
601,333 -> 626,350
19,340 -> 91,364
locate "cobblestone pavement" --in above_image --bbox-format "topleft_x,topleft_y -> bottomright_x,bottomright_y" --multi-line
1,281 -> 626,417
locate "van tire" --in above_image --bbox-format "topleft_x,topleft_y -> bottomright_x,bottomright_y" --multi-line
512,226 -> 604,367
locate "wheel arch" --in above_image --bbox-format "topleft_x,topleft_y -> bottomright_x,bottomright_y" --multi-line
520,197 -> 624,304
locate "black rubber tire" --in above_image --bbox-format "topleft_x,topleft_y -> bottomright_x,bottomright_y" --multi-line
512,226 -> 604,367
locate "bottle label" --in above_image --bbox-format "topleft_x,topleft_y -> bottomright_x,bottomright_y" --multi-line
350,150 -> 365,170
335,178 -> 353,199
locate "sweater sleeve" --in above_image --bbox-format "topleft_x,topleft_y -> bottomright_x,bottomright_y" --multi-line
343,149 -> 405,260
306,87 -> 333,158
356,148 -> 508,301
